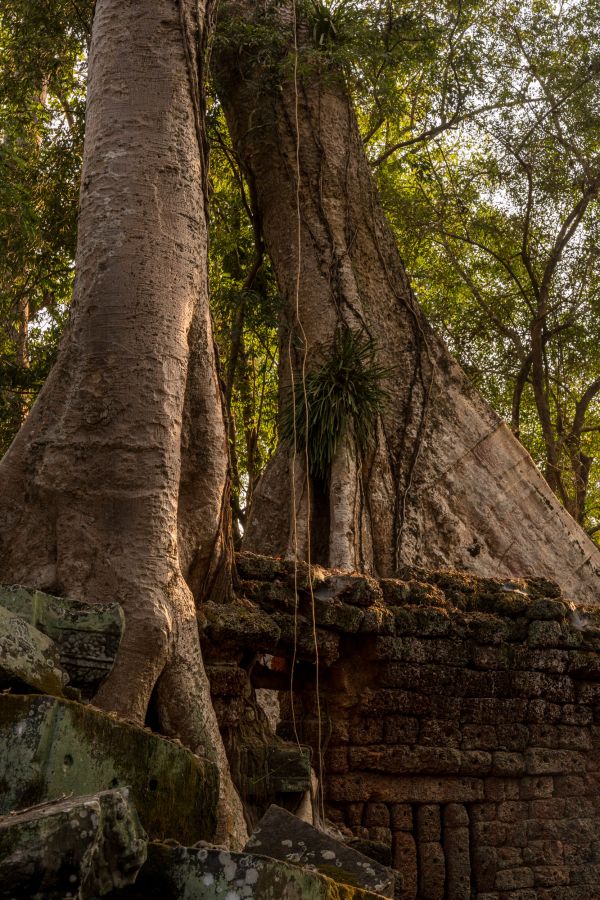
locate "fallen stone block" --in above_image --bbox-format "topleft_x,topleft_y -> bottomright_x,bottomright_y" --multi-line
236,743 -> 312,799
105,842 -> 386,899
245,804 -> 395,897
0,694 -> 218,845
0,604 -> 68,696
0,789 -> 146,899
0,585 -> 123,692
201,599 -> 281,659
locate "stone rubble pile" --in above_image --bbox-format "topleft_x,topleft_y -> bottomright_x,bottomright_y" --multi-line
2,558 -> 600,898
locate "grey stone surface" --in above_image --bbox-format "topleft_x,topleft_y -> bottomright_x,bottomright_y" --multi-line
245,805 -> 395,897
0,694 -> 218,845
0,604 -> 68,696
0,585 -> 123,692
105,843 -> 385,899
237,743 -> 312,800
0,789 -> 146,899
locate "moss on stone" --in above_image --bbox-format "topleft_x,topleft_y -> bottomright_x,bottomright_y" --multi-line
0,695 -> 218,845
105,844 -> 387,899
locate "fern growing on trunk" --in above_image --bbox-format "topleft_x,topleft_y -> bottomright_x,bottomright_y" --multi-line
282,326 -> 389,480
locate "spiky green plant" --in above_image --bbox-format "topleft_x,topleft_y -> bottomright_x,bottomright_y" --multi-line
308,0 -> 352,49
282,326 -> 389,481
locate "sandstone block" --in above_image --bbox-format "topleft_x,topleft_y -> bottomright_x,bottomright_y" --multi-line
381,579 -> 447,609
416,805 -> 441,842
368,826 -> 392,845
527,699 -> 562,723
364,802 -> 390,828
528,620 -> 581,649
326,748 -> 349,774
360,605 -> 396,634
245,805 -> 395,897
0,789 -> 146,899
418,841 -> 445,900
375,637 -> 467,667
470,803 -> 498,823
496,801 -> 528,823
270,611 -> 340,665
443,803 -> 469,828
391,803 -> 413,831
484,778 -> 520,801
472,821 -> 508,847
348,745 -> 462,776
519,776 -> 554,800
0,694 -> 217,844
461,697 -> 528,725
561,704 -> 593,726
491,752 -> 526,776
321,573 -> 384,607
568,651 -> 600,679
418,718 -> 461,747
494,866 -> 534,890
575,681 -> 600,706
528,724 -> 592,751
121,842 -> 387,900
253,744 -> 312,796
350,717 -> 385,744
525,597 -> 569,620
345,802 -> 364,827
512,648 -> 568,674
525,748 -> 586,775
529,798 -> 566,819
472,846 -> 498,891
533,865 -> 570,887
383,716 -> 419,745
511,671 -> 574,703
0,604 -> 68,697
496,723 -> 529,751
466,615 -> 510,645
443,825 -> 470,899
0,585 -> 123,691
328,774 -> 484,804
522,840 -> 564,867
235,551 -> 286,581
393,831 -> 417,897
462,724 -> 498,751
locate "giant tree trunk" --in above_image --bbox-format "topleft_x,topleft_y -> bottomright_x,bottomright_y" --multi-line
0,0 -> 247,846
214,0 -> 600,605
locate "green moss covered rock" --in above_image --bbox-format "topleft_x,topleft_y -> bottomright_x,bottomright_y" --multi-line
0,695 -> 218,845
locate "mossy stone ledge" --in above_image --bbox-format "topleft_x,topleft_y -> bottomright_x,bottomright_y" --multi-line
0,694 -> 218,845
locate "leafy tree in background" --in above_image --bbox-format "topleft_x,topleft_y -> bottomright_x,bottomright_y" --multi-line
0,0 -> 87,449
0,0 -> 598,543
208,108 -> 280,543
362,0 -> 600,536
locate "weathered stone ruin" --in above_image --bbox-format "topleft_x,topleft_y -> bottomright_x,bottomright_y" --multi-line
2,553 -> 600,898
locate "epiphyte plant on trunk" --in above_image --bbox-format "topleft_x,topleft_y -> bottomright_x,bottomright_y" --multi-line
281,326 -> 390,482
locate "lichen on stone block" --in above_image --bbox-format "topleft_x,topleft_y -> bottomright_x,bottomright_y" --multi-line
0,694 -> 218,845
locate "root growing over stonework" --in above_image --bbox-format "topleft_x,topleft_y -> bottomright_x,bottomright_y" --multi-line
214,0 -> 600,604
0,0 -> 247,847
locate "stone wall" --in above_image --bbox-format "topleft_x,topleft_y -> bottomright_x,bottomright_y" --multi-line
231,553 -> 600,900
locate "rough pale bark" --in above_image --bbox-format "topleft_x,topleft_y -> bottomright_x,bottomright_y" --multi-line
0,0 -> 246,846
214,1 -> 600,604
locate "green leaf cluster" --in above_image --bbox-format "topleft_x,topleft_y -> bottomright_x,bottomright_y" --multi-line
281,327 -> 389,481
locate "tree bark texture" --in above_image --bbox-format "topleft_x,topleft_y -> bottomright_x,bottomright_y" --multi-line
214,0 -> 600,605
0,0 -> 246,846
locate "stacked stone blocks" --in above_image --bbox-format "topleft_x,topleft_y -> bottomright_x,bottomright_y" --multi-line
237,553 -> 600,900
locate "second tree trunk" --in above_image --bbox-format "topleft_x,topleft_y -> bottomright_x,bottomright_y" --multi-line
215,0 -> 600,605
